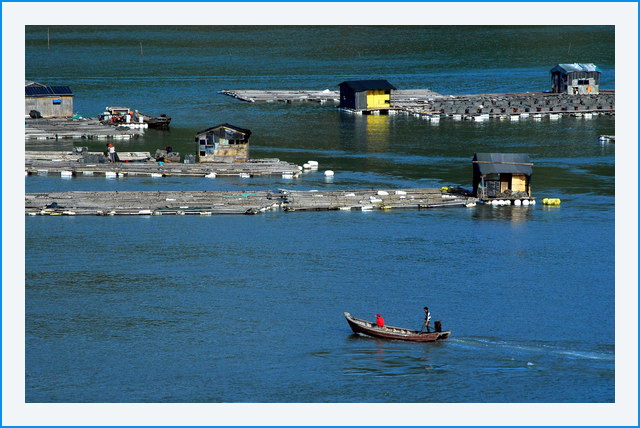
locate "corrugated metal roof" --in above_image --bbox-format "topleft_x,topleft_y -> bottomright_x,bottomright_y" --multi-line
338,80 -> 396,92
25,84 -> 73,97
473,153 -> 533,176
550,63 -> 601,74
196,123 -> 252,137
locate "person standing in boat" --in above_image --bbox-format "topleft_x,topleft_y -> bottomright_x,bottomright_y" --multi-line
421,307 -> 431,332
375,314 -> 385,328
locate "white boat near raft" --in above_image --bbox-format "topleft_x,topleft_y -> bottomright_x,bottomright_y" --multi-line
599,135 -> 615,143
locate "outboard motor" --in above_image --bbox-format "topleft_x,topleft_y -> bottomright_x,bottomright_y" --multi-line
434,321 -> 442,333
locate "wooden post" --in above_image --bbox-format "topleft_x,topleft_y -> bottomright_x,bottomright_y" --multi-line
47,28 -> 50,50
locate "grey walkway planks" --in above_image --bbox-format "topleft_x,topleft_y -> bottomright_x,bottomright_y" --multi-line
25,188 -> 476,216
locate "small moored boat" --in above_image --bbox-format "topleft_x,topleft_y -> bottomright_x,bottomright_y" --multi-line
344,312 -> 451,342
143,113 -> 171,129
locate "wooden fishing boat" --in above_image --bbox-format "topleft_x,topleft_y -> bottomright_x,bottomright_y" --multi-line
143,114 -> 171,129
344,312 -> 451,342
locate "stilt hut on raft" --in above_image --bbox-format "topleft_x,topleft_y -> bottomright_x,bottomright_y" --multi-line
550,63 -> 601,95
25,80 -> 74,118
338,80 -> 396,113
472,153 -> 534,202
196,123 -> 251,163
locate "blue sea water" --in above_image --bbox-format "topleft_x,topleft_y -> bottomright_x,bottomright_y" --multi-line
24,25 -> 614,403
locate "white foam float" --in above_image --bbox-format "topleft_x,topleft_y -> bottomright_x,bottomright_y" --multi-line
205,173 -> 217,179
324,170 -> 334,177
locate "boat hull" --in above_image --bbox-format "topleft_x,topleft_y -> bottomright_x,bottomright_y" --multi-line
145,117 -> 171,129
344,312 -> 450,342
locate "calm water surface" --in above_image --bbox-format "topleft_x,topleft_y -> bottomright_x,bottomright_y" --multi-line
25,26 -> 614,403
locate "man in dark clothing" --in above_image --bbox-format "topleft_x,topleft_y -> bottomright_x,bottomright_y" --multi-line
421,307 -> 431,332
375,314 -> 385,328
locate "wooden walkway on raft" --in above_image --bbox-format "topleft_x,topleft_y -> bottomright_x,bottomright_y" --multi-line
219,89 -> 442,104
25,188 -> 476,216
25,117 -> 144,141
221,88 -> 615,119
25,157 -> 301,178
26,150 -> 153,163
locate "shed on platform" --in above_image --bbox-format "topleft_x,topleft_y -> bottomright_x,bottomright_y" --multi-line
550,63 -> 601,95
338,80 -> 396,111
196,123 -> 251,163
472,153 -> 533,200
25,80 -> 74,117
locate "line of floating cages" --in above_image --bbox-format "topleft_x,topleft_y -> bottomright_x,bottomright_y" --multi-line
26,207 -> 275,217
26,169 -> 307,180
392,110 -> 611,122
25,133 -> 139,140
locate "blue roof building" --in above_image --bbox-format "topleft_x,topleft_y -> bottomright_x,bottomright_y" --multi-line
25,81 -> 74,117
550,63 -> 601,95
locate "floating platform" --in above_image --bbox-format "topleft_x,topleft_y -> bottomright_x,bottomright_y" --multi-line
25,117 -> 144,141
221,88 -> 615,119
25,155 -> 300,178
25,188 -> 477,216
219,89 -> 442,104
26,150 -> 153,163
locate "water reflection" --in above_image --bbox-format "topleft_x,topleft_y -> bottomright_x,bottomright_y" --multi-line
470,205 -> 535,222
339,110 -> 390,153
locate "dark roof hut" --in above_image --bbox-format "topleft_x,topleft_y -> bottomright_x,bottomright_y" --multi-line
472,153 -> 533,201
25,80 -> 74,117
338,80 -> 396,111
196,123 -> 252,163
